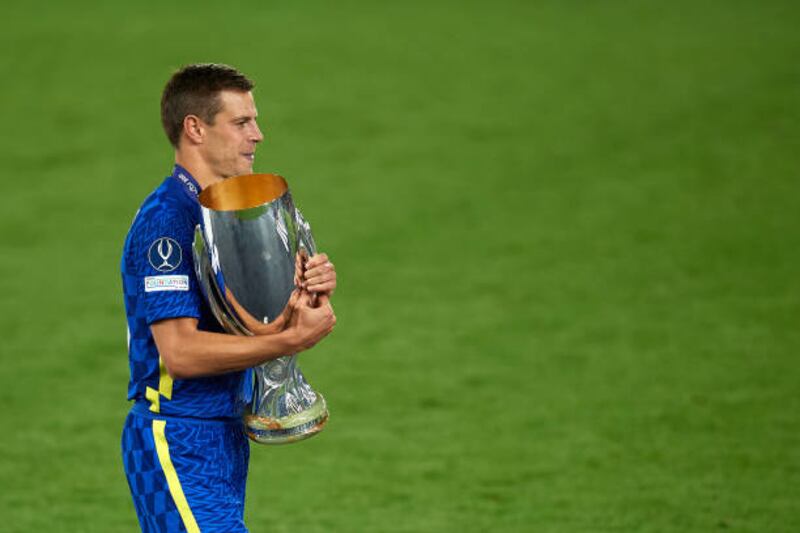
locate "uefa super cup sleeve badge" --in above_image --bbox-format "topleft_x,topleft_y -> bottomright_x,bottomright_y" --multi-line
192,174 -> 328,444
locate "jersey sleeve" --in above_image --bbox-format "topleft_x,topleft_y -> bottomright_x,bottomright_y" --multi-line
129,202 -> 203,324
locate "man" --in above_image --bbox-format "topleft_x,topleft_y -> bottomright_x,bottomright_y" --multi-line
120,63 -> 337,532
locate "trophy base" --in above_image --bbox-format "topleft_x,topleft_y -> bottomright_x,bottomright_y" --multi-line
244,394 -> 329,445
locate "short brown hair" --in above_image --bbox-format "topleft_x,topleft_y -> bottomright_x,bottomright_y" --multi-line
161,63 -> 255,148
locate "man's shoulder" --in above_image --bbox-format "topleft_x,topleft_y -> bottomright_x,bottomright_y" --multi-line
129,178 -> 198,235
124,177 -> 198,261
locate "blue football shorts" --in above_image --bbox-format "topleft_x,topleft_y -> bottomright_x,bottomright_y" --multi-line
121,404 -> 250,532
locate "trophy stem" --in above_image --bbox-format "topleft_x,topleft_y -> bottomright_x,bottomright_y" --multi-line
244,355 -> 329,444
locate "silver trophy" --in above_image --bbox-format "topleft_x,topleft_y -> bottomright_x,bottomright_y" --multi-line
192,173 -> 329,444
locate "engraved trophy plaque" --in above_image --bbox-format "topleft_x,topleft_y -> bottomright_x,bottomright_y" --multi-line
192,173 -> 328,444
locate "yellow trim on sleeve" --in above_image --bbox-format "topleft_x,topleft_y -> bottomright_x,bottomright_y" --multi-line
158,357 -> 174,400
145,386 -> 160,413
152,420 -> 200,533
146,357 -> 174,413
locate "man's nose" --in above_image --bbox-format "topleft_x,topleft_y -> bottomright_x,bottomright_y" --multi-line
251,122 -> 264,143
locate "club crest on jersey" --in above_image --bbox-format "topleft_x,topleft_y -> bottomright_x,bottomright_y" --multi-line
148,237 -> 182,272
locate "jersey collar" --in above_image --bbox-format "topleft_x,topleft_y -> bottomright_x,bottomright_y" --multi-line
171,164 -> 201,201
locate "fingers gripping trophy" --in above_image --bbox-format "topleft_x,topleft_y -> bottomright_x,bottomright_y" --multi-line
192,173 -> 330,444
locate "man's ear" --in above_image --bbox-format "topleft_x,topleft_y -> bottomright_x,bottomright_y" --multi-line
183,115 -> 205,145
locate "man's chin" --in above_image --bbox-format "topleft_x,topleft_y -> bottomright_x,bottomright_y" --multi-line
225,165 -> 254,178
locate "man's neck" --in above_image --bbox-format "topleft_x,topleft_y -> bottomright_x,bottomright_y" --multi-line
174,152 -> 223,191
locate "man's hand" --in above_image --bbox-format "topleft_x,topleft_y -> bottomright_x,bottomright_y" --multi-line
301,253 -> 337,296
287,291 -> 336,352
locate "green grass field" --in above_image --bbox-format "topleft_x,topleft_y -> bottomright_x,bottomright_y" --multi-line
1,0 -> 799,531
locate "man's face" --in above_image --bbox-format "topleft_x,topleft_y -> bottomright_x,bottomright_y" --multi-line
201,90 -> 264,179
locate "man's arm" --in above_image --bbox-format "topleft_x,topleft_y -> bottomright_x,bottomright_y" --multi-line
151,292 -> 335,380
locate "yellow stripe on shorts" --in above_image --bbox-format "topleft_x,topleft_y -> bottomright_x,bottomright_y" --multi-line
152,419 -> 200,533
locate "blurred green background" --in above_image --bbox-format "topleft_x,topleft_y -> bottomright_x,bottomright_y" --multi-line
1,0 -> 799,531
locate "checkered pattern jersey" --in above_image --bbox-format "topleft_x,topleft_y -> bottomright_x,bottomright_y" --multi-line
120,167 -> 248,419
120,166 -> 251,532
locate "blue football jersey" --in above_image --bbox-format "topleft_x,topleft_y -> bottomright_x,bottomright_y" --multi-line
121,165 -> 249,419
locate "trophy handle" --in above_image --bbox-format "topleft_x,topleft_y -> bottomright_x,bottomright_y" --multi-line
192,225 -> 249,336
295,207 -> 317,256
194,225 -> 299,336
